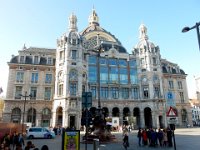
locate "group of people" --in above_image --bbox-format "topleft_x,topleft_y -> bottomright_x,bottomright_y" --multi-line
137,127 -> 173,147
122,127 -> 174,149
0,131 -> 49,150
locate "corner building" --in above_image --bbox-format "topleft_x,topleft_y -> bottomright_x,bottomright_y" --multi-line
3,9 -> 192,129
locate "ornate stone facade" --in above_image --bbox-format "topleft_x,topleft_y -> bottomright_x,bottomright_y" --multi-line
3,9 -> 192,129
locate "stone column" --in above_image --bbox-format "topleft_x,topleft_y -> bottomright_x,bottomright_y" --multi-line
140,110 -> 145,128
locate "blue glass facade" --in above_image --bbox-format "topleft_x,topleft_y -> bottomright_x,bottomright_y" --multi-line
88,56 -> 138,100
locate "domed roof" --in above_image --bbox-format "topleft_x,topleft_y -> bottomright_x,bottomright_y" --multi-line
80,9 -> 127,53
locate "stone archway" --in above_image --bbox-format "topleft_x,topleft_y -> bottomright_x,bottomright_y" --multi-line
144,107 -> 152,128
41,108 -> 51,127
123,107 -> 130,125
112,107 -> 120,117
181,109 -> 188,126
56,107 -> 63,126
133,107 -> 140,128
11,107 -> 21,123
27,108 -> 36,126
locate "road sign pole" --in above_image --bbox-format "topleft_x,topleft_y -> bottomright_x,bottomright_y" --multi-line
173,130 -> 176,150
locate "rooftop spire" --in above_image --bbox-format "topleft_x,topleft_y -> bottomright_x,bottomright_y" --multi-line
139,23 -> 148,40
88,8 -> 99,26
69,12 -> 77,31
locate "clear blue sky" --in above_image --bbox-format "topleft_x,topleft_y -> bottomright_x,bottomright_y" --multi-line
0,0 -> 200,98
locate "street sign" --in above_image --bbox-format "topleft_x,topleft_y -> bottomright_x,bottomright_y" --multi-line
167,106 -> 178,124
167,117 -> 178,124
167,106 -> 177,117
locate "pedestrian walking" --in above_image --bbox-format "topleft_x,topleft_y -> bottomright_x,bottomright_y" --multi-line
123,133 -> 129,150
137,128 -> 142,146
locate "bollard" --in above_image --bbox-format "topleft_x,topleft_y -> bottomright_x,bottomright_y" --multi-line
93,138 -> 99,150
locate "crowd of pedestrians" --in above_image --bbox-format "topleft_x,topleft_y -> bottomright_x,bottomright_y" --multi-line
122,126 -> 174,150
0,131 -> 49,150
136,127 -> 173,148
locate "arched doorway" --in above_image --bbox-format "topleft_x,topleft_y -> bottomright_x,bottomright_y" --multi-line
181,109 -> 187,126
112,107 -> 120,117
27,108 -> 36,126
102,107 -> 109,117
133,107 -> 140,128
123,107 -> 130,125
41,108 -> 51,127
11,107 -> 21,123
56,107 -> 63,126
144,107 -> 152,128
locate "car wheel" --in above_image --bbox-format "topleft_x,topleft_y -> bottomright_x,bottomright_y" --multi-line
48,135 -> 52,139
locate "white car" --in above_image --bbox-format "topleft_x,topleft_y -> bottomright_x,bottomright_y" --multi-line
26,127 -> 55,139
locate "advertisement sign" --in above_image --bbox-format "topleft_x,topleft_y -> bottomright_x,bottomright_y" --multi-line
62,130 -> 80,150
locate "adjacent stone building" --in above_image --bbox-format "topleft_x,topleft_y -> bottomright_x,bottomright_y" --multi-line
3,9 -> 192,129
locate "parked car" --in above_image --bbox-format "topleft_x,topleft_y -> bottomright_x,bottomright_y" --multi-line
26,127 -> 55,139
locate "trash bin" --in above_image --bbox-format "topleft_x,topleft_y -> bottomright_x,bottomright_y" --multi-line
93,138 -> 99,150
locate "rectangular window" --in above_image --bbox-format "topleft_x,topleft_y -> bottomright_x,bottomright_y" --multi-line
30,87 -> 37,100
152,57 -> 157,65
100,87 -> 108,98
109,67 -> 118,84
44,87 -> 51,100
34,56 -> 39,64
169,81 -> 174,89
178,81 -> 183,89
110,87 -> 119,99
47,57 -> 52,65
119,68 -> 128,84
121,88 -> 129,99
119,59 -> 127,66
45,74 -> 52,84
180,92 -> 184,103
100,66 -> 108,84
143,87 -> 149,99
90,86 -> 96,98
15,86 -> 22,99
130,69 -> 138,84
70,82 -> 77,96
59,51 -> 64,60
109,58 -> 117,66
132,87 -> 139,99
16,72 -> 24,83
20,56 -> 24,63
154,86 -> 160,98
88,56 -> 97,64
72,50 -> 77,60
58,84 -> 63,96
31,73 -> 38,83
140,58 -> 145,65
88,66 -> 97,83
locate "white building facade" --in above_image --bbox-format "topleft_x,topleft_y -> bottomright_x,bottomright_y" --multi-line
3,9 -> 192,129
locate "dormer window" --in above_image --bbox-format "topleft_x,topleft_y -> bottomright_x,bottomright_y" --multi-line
20,56 -> 24,63
34,56 -> 39,64
72,39 -> 76,45
47,57 -> 52,65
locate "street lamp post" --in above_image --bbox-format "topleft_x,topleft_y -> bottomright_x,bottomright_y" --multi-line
20,91 -> 31,134
182,22 -> 200,51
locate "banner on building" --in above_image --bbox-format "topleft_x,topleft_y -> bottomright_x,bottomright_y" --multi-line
62,130 -> 80,150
